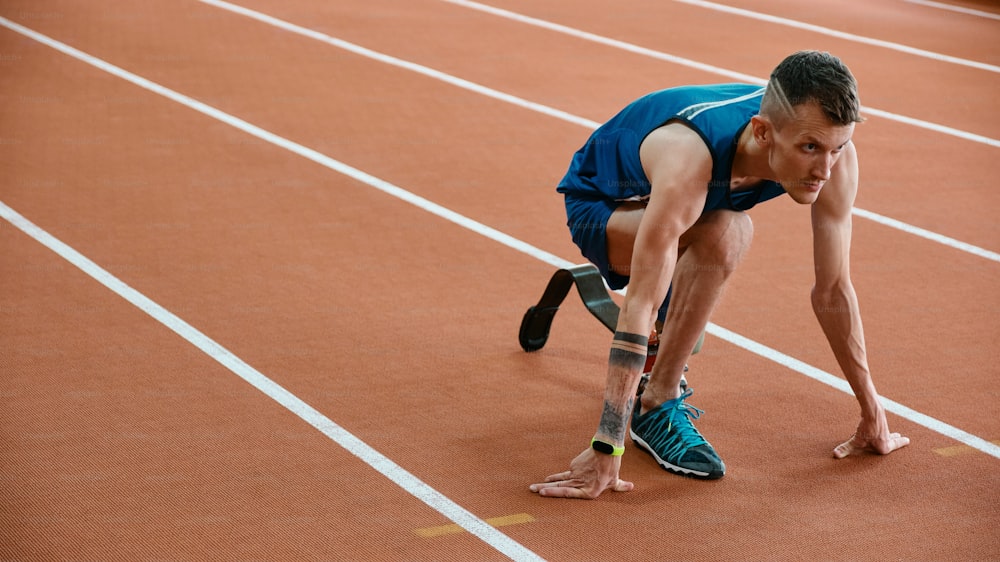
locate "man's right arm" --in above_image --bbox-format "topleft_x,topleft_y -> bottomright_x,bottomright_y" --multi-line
592,124 -> 713,447
530,124 -> 712,499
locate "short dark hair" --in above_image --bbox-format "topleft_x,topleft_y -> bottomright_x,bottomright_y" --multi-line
761,51 -> 862,127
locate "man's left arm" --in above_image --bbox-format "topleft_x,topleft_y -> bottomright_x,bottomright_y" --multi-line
810,143 -> 910,458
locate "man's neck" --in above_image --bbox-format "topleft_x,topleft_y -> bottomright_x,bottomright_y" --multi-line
731,124 -> 772,182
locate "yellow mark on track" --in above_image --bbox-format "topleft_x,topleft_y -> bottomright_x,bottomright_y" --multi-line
933,440 -> 1000,457
414,513 -> 535,538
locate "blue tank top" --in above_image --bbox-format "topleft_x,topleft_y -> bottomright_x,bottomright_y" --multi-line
557,83 -> 786,212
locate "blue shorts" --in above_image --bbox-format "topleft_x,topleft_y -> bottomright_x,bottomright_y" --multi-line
565,193 -> 630,290
564,193 -> 673,322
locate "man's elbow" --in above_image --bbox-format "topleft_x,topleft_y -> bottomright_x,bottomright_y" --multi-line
810,280 -> 851,314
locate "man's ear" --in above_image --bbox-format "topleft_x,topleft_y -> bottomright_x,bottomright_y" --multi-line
750,115 -> 771,146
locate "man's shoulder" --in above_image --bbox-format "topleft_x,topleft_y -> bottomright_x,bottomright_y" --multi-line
633,83 -> 763,156
813,142 -> 860,217
643,120 -> 709,147
640,124 -> 714,184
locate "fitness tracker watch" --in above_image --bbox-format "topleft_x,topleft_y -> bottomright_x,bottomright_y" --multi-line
591,438 -> 625,457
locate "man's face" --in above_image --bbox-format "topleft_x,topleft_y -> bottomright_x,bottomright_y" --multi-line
768,101 -> 855,204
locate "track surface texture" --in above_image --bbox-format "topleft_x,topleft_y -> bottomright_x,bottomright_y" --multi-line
2,1 -> 998,560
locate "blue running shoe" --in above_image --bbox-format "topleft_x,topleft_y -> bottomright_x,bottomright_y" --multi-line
630,388 -> 725,479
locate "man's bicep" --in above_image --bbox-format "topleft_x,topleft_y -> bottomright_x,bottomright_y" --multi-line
638,125 -> 712,237
629,133 -> 711,300
811,208 -> 852,288
623,129 -> 710,310
811,147 -> 859,287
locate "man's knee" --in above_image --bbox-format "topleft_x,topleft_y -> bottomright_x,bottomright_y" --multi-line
684,211 -> 753,274
721,211 -> 754,252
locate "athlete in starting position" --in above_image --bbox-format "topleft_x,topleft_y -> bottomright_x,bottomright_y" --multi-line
530,50 -> 909,500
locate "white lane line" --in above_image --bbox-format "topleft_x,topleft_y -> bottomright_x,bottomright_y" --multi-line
852,207 -> 1000,262
905,0 -> 1000,21
0,18 -> 544,562
201,0 -> 598,130
675,0 -> 1000,73
2,18 -> 996,462
197,0 -> 1000,264
440,0 -> 768,85
440,0 -> 1000,149
706,324 -> 1000,459
0,203 -> 547,562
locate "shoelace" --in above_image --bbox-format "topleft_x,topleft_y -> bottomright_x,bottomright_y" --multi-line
638,389 -> 709,458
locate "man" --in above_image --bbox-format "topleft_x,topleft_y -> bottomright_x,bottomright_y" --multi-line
529,51 -> 910,500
